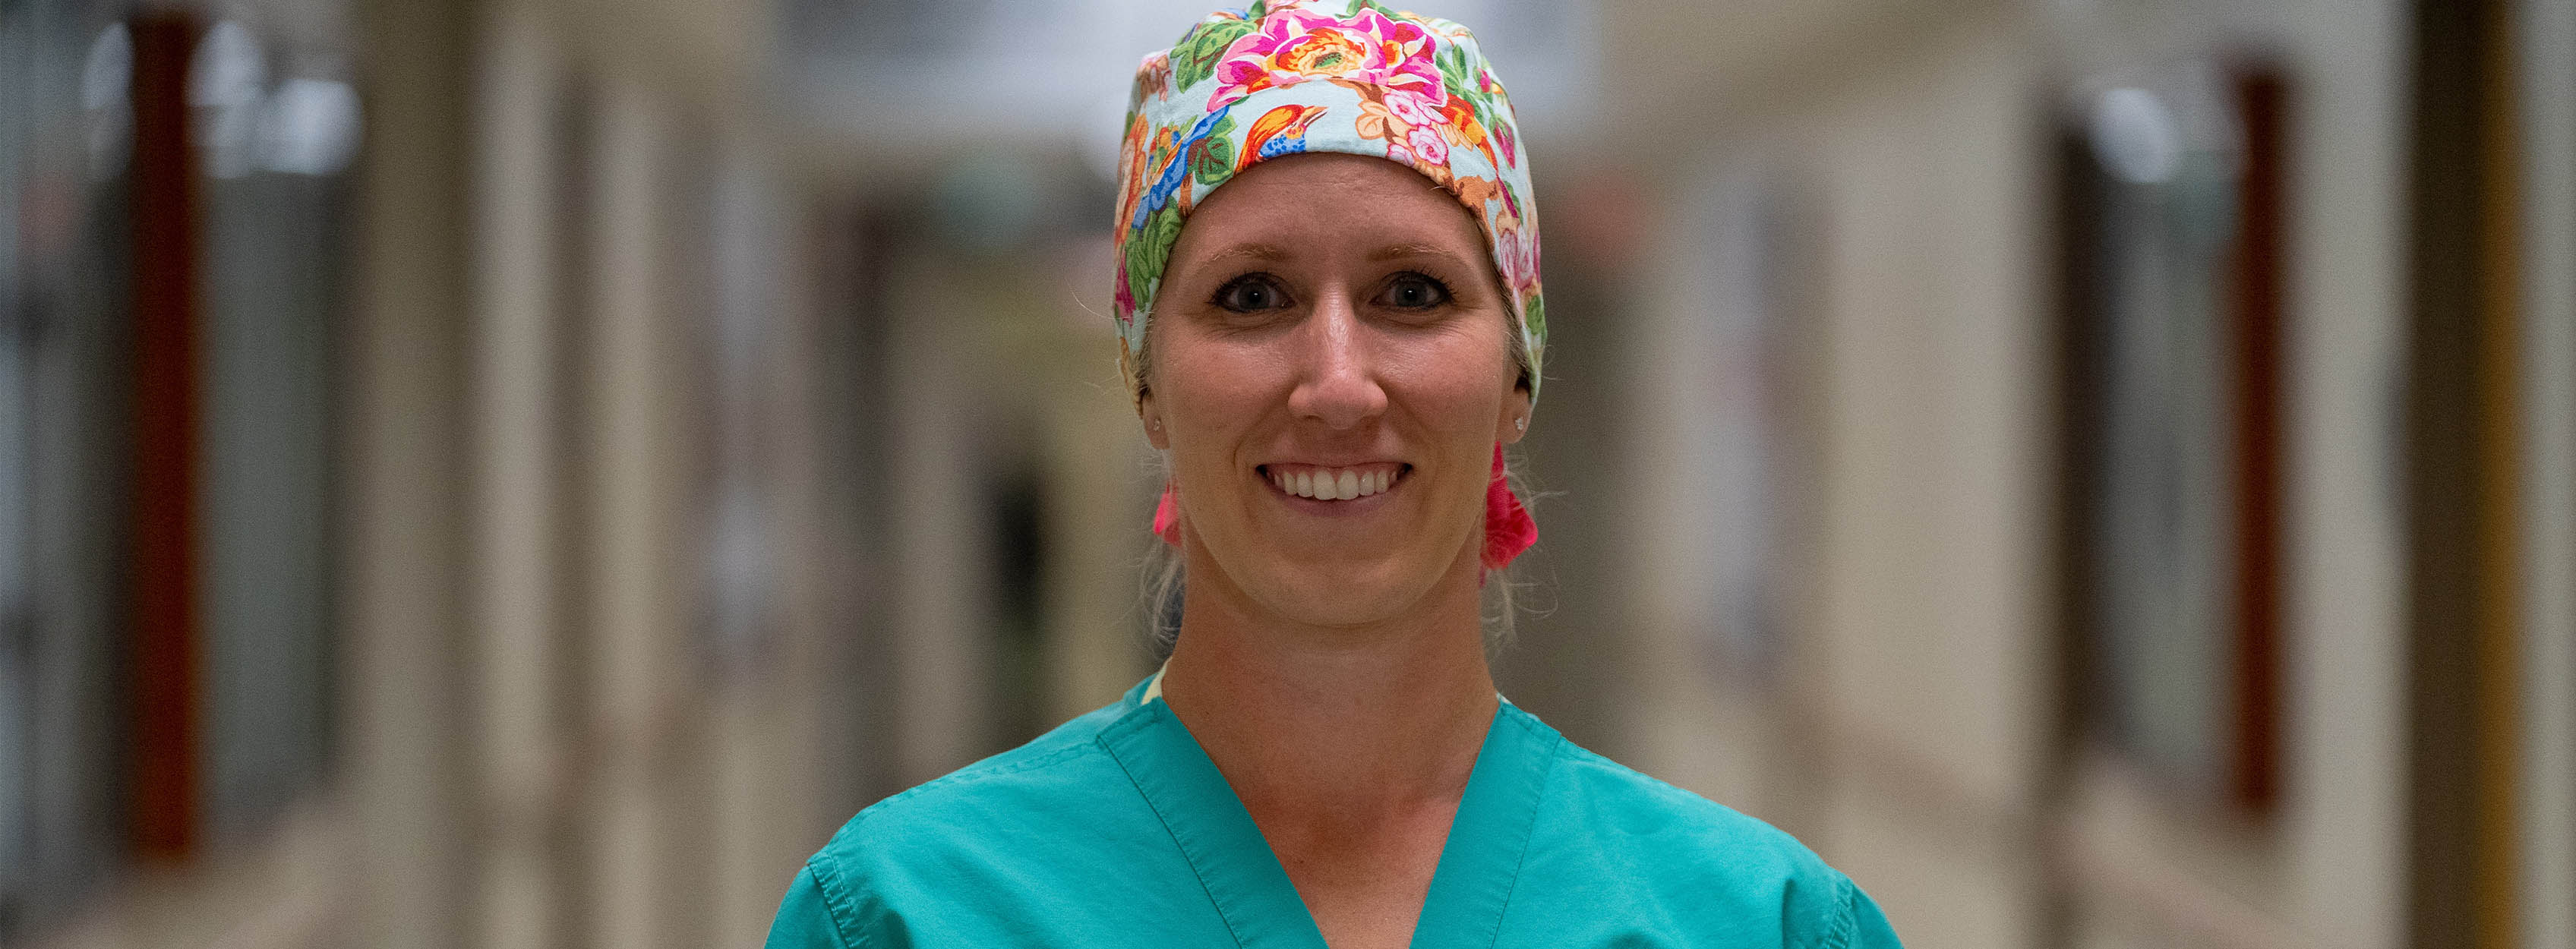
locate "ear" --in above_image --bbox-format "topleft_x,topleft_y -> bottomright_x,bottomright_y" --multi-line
1141,393 -> 1171,450
1496,386 -> 1533,445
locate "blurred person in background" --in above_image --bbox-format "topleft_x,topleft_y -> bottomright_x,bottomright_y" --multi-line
766,2 -> 1902,946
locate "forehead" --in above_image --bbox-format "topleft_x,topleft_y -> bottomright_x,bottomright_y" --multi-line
1170,153 -> 1488,268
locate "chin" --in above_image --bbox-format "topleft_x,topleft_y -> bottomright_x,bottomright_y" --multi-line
1245,556 -> 1456,630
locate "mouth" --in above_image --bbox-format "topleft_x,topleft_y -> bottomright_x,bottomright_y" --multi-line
1256,462 -> 1409,502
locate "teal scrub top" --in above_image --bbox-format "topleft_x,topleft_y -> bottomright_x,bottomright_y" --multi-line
767,672 -> 1903,948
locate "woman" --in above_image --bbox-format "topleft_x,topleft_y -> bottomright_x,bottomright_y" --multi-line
766,2 -> 1903,946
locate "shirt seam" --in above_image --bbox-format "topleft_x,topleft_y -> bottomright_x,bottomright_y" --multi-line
1820,871 -> 1861,949
803,856 -> 868,949
1097,706 -> 1255,948
1481,714 -> 1563,948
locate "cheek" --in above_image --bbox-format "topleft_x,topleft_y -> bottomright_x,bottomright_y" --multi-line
1150,332 -> 1276,450
1383,332 -> 1515,432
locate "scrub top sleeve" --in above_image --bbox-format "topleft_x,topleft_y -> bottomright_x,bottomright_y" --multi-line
765,862 -> 860,949
1831,872 -> 1905,949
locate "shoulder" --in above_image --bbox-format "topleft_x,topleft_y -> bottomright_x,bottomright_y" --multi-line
813,699 -> 1132,864
770,701 -> 1144,947
1540,736 -> 1821,871
1517,713 -> 1896,947
778,698 -> 1160,945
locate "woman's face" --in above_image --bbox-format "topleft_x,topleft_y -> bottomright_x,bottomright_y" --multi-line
1141,152 -> 1530,630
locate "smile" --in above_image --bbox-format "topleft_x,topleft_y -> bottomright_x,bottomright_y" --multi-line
1258,462 -> 1406,501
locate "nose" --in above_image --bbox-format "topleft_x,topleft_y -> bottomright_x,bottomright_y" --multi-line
1285,293 -> 1387,430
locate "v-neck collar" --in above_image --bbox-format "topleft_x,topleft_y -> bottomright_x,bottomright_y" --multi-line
1407,704 -> 1556,947
1098,673 -> 1564,949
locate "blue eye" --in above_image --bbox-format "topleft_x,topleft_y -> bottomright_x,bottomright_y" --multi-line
1378,272 -> 1451,309
1215,274 -> 1289,312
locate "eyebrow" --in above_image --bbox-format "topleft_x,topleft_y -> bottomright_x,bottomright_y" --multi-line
1202,243 -> 1293,263
1367,242 -> 1470,265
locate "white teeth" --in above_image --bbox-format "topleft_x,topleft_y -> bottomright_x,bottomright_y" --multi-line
1271,466 -> 1400,501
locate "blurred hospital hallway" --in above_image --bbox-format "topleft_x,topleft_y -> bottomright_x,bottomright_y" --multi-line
3,0 -> 2573,946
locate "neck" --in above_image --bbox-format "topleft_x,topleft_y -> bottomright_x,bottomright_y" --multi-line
1157,547 -> 1498,823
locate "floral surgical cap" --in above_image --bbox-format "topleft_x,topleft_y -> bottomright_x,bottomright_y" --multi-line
1112,0 -> 1545,405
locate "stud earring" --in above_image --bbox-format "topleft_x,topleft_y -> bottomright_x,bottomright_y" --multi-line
1514,417 -> 1526,432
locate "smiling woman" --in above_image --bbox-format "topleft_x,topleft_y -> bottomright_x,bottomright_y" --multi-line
1141,153 -> 1524,642
765,2 -> 1904,947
